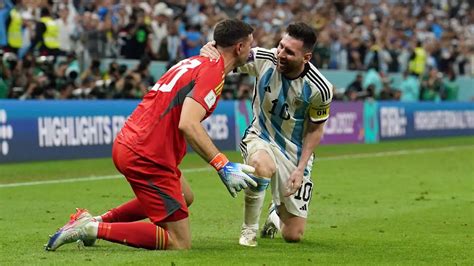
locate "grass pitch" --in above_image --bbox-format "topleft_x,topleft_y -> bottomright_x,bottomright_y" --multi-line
0,136 -> 473,265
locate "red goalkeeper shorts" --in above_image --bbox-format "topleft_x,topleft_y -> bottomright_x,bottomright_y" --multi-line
112,141 -> 188,224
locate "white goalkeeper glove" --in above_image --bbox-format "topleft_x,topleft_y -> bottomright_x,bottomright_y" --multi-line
210,153 -> 257,197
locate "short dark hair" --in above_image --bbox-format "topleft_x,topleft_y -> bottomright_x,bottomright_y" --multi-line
213,19 -> 254,48
286,23 -> 317,52
40,7 -> 50,17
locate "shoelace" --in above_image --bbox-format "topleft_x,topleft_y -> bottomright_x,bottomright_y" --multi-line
242,227 -> 257,239
69,208 -> 89,221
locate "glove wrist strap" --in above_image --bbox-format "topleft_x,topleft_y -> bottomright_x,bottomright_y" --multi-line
209,153 -> 229,171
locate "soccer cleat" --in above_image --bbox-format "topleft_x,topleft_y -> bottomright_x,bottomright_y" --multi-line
76,211 -> 97,247
45,208 -> 96,251
239,224 -> 258,247
261,204 -> 279,239
80,215 -> 97,247
81,238 -> 97,247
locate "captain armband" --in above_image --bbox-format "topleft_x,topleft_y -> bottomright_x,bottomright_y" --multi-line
309,105 -> 330,123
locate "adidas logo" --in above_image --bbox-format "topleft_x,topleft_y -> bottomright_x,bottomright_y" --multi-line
299,204 -> 307,211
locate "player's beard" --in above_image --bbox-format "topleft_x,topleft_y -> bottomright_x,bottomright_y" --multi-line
277,58 -> 296,75
277,58 -> 305,78
277,59 -> 289,73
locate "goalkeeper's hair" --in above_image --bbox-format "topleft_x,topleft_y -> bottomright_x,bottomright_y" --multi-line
286,22 -> 317,52
213,19 -> 254,48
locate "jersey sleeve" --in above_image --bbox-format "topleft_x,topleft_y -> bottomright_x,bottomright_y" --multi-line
308,84 -> 334,123
188,61 -> 225,112
236,47 -> 277,76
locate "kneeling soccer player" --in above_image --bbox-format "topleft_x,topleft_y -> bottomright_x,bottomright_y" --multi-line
45,19 -> 256,251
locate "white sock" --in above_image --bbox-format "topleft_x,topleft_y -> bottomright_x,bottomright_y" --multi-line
269,208 -> 281,231
93,216 -> 103,222
243,188 -> 266,227
85,221 -> 99,238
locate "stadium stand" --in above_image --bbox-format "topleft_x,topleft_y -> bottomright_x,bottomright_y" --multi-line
0,0 -> 472,101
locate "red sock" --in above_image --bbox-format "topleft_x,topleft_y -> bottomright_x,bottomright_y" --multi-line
97,222 -> 168,250
100,198 -> 148,223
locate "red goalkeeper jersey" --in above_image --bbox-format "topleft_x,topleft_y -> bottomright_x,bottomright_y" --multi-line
117,56 -> 225,174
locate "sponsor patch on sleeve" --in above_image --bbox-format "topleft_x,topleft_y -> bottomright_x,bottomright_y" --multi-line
204,90 -> 217,109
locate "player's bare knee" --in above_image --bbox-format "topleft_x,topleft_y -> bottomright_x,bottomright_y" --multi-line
249,158 -> 275,178
281,226 -> 304,243
282,230 -> 303,243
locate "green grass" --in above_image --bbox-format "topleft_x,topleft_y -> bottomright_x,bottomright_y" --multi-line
1,136 -> 473,265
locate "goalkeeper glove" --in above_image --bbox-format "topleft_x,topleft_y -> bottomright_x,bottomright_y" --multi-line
210,153 -> 257,197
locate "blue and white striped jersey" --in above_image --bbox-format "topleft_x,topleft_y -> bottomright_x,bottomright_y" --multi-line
239,47 -> 333,165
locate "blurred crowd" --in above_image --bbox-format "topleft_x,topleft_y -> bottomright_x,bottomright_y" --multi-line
335,67 -> 460,102
0,0 -> 472,101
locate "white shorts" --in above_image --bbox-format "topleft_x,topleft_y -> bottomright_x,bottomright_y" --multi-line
240,133 -> 314,218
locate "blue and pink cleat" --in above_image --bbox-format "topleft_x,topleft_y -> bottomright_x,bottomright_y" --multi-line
45,208 -> 96,251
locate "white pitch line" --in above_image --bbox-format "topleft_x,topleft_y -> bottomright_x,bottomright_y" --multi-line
1,145 -> 473,189
0,167 -> 213,188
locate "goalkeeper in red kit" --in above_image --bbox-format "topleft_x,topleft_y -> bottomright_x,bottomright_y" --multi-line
45,19 -> 256,251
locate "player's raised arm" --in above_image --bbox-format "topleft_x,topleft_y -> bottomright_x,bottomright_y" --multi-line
179,97 -> 257,197
200,41 -> 259,76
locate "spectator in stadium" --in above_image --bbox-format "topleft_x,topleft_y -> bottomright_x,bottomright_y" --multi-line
201,22 -> 333,247
311,30 -> 330,69
441,69 -> 459,101
182,23 -> 205,58
399,71 -> 420,102
408,40 -> 427,77
80,58 -> 103,85
0,0 -> 472,100
386,39 -> 402,73
364,36 -> 391,74
150,2 -> 173,60
55,4 -> 75,55
362,67 -> 382,97
80,11 -> 107,63
120,7 -> 151,59
27,7 -> 61,57
45,19 -> 256,251
454,41 -> 469,76
347,37 -> 365,71
365,84 -> 376,100
110,58 -> 152,100
118,73 -> 143,98
163,21 -> 183,68
5,1 -> 24,55
184,0 -> 201,22
344,73 -> 364,101
16,11 -> 34,59
420,68 -> 442,101
0,0 -> 14,50
132,56 -> 155,88
379,81 -> 395,101
327,32 -> 347,70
